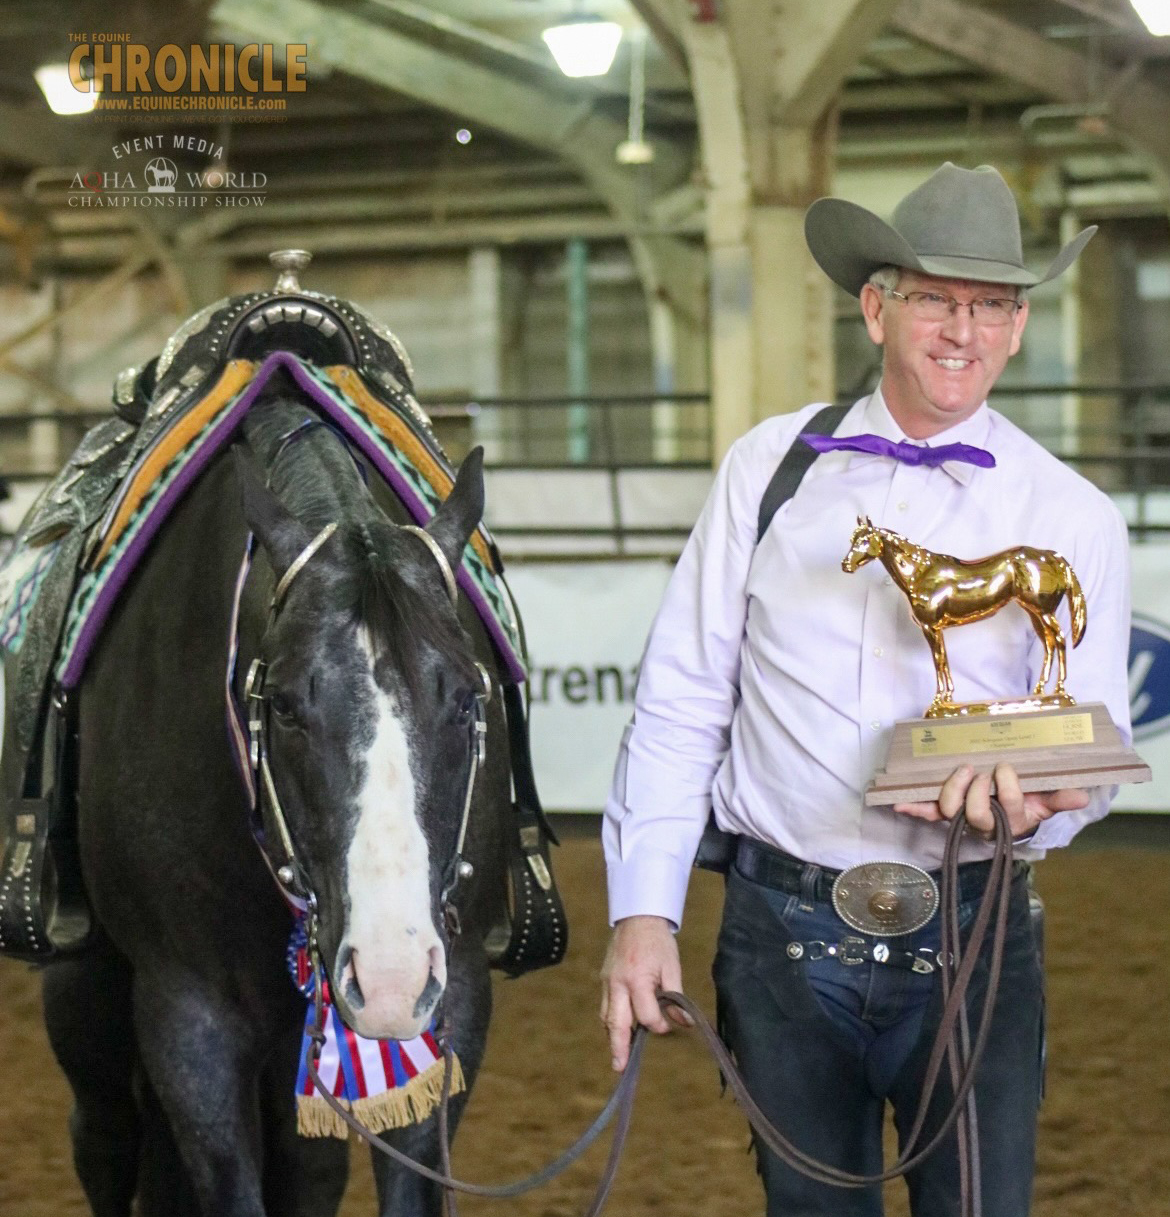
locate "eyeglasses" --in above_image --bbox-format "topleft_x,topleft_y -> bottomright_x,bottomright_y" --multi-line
882,288 -> 1023,327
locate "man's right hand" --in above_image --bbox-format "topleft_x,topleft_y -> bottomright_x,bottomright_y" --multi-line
599,915 -> 688,1072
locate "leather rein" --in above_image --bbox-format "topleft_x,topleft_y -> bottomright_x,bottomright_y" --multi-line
305,802 -> 1014,1217
246,493 -> 1011,1217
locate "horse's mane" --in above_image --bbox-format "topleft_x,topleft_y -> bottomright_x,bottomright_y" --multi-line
248,386 -> 477,704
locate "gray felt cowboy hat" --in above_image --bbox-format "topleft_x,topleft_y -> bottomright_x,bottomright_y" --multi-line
804,162 -> 1096,297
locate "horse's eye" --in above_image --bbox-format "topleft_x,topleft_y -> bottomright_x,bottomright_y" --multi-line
456,690 -> 478,722
269,691 -> 297,722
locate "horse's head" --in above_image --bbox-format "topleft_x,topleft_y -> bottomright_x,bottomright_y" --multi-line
237,445 -> 487,1039
842,515 -> 882,573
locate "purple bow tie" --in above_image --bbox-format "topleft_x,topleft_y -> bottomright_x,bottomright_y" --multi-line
801,432 -> 996,469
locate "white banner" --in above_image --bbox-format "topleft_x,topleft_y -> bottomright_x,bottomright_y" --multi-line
510,553 -> 1170,814
0,551 -> 1162,815
506,561 -> 674,811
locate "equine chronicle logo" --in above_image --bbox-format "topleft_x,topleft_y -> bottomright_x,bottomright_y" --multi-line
67,33 -> 306,117
69,134 -> 266,209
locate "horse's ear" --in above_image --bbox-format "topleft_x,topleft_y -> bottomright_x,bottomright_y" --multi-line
232,446 -> 314,579
426,446 -> 485,570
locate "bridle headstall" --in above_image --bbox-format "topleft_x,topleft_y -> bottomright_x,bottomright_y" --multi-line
240,515 -> 490,936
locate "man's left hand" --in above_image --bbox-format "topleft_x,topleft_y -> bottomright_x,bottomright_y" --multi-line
893,762 -> 1089,838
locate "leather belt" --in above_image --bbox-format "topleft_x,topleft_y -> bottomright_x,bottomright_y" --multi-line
734,836 -> 1025,912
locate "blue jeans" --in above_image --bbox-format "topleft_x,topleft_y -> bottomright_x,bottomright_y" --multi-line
712,859 -> 1043,1217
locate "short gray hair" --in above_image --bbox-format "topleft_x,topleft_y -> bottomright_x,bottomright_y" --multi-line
867,265 -> 902,293
866,263 -> 1028,301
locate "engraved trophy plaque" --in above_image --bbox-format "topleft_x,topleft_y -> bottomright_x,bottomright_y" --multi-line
841,517 -> 1150,805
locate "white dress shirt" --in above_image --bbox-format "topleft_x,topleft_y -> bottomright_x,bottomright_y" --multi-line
604,389 -> 1133,929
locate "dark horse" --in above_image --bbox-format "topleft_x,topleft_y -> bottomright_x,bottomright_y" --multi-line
40,372 -> 512,1216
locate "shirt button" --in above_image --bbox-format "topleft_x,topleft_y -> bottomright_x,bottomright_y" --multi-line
897,501 -> 908,512
873,647 -> 884,657
870,720 -> 881,731
884,575 -> 895,587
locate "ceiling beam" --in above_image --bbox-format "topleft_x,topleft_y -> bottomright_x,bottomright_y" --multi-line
40,208 -> 705,266
50,182 -> 602,235
627,0 -> 690,77
209,0 -> 700,323
210,0 -> 691,211
709,0 -> 901,197
0,101 -> 106,170
892,0 -> 1170,182
767,0 -> 906,127
361,0 -> 556,75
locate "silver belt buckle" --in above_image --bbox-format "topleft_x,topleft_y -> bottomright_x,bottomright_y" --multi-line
831,861 -> 939,936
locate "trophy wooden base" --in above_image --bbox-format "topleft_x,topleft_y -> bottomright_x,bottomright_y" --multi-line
865,702 -> 1151,806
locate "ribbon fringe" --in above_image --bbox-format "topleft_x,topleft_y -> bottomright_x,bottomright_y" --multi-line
297,1054 -> 466,1140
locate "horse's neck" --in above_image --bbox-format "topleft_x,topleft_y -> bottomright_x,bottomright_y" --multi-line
249,404 -> 367,527
878,532 -> 926,585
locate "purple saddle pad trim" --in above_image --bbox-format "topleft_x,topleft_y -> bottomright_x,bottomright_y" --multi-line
60,350 -> 524,687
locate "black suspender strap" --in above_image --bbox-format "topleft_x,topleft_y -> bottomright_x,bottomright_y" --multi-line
694,402 -> 852,874
756,404 -> 851,544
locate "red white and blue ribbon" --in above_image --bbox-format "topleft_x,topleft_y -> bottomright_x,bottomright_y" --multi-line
287,911 -> 464,1138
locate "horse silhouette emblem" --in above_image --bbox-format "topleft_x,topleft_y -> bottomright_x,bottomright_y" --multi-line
842,516 -> 1086,717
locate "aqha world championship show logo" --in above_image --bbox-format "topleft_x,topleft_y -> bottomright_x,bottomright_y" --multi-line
69,134 -> 266,209
1128,614 -> 1170,739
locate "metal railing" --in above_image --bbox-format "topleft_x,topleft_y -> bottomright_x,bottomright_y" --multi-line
5,384 -> 1170,547
424,391 -> 712,468
0,393 -> 713,554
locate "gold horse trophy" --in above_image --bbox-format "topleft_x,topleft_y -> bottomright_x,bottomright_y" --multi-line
841,517 -> 1149,806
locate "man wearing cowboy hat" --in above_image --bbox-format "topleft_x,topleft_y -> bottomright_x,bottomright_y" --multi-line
600,163 -> 1132,1214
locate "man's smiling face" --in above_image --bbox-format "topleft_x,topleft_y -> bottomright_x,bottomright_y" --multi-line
860,269 -> 1029,439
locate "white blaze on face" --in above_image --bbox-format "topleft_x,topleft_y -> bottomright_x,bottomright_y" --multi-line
341,629 -> 446,1039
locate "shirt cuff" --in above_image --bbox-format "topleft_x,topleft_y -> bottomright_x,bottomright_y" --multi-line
606,847 -> 694,931
1023,785 -> 1116,852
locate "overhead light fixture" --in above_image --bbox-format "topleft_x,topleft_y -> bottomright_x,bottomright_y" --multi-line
1130,0 -> 1170,35
542,15 -> 623,78
616,27 -> 653,164
35,61 -> 98,115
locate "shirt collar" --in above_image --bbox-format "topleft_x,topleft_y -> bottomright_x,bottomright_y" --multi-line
852,388 -> 993,485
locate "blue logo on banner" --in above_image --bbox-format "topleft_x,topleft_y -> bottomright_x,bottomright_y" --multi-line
1128,614 -> 1170,739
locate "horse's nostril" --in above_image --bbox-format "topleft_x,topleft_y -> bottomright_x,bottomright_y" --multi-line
412,970 -> 442,1019
427,944 -> 444,978
338,944 -> 363,1010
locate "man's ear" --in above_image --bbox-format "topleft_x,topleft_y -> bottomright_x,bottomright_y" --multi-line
860,283 -> 886,346
426,446 -> 485,571
1007,296 -> 1029,358
232,446 -> 313,579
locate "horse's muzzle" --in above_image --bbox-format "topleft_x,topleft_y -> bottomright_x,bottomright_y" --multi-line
333,939 -> 446,1039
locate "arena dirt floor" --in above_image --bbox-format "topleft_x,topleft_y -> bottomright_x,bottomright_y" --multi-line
1,826 -> 1167,1217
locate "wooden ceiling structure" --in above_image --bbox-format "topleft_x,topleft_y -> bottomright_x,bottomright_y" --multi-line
0,0 -> 1165,275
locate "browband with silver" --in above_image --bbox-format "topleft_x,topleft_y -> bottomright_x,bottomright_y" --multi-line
401,524 -> 459,607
